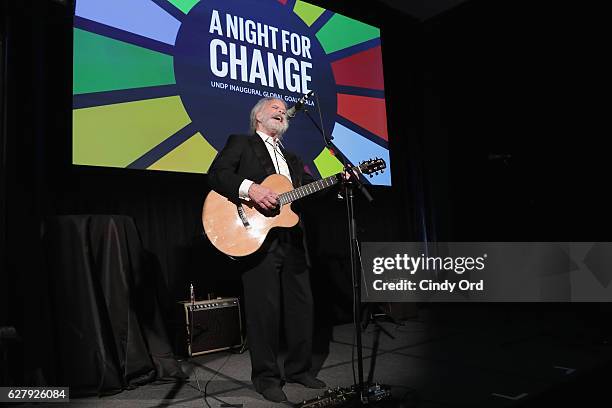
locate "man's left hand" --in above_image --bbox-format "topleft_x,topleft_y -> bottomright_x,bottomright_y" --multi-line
342,169 -> 359,181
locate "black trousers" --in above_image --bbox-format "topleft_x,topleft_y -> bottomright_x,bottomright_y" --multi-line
241,233 -> 314,392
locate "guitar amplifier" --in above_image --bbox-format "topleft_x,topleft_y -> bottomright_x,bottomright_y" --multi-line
177,297 -> 243,356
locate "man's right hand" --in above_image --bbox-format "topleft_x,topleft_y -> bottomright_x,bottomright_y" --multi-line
248,183 -> 279,211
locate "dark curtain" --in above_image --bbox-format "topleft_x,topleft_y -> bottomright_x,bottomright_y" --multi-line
34,215 -> 185,395
1,0 -> 9,330
420,0 -> 612,241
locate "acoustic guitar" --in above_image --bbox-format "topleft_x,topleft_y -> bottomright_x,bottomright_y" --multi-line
202,158 -> 386,257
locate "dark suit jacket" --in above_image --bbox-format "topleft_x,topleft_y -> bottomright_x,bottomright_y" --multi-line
207,133 -> 314,202
208,133 -> 318,260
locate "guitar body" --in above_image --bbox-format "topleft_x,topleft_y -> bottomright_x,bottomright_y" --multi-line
202,174 -> 299,257
202,157 -> 385,257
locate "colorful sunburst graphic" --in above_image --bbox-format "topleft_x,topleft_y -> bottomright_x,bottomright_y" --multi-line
73,0 -> 391,185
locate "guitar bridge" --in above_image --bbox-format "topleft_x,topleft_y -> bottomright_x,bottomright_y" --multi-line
236,204 -> 251,228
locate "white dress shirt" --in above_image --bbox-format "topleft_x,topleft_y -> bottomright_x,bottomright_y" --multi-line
238,131 -> 293,200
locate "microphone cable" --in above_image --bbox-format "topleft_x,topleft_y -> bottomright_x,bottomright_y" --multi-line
187,284 -> 208,408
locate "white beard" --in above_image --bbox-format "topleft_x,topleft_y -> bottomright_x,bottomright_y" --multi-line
262,116 -> 288,138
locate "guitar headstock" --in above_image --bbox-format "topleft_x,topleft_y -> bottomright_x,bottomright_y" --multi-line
357,158 -> 386,177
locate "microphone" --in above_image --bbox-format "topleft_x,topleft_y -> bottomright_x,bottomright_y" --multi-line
286,90 -> 314,118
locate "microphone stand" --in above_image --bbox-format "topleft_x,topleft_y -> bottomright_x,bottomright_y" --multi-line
297,100 -> 389,407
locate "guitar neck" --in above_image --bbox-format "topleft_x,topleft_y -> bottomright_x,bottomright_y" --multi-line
279,174 -> 340,205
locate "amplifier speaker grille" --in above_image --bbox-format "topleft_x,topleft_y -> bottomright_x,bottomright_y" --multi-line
177,297 -> 243,356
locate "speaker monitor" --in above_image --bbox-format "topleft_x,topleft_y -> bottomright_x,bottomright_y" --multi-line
177,297 -> 243,356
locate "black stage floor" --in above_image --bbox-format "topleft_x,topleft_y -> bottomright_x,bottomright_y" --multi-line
20,304 -> 612,407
